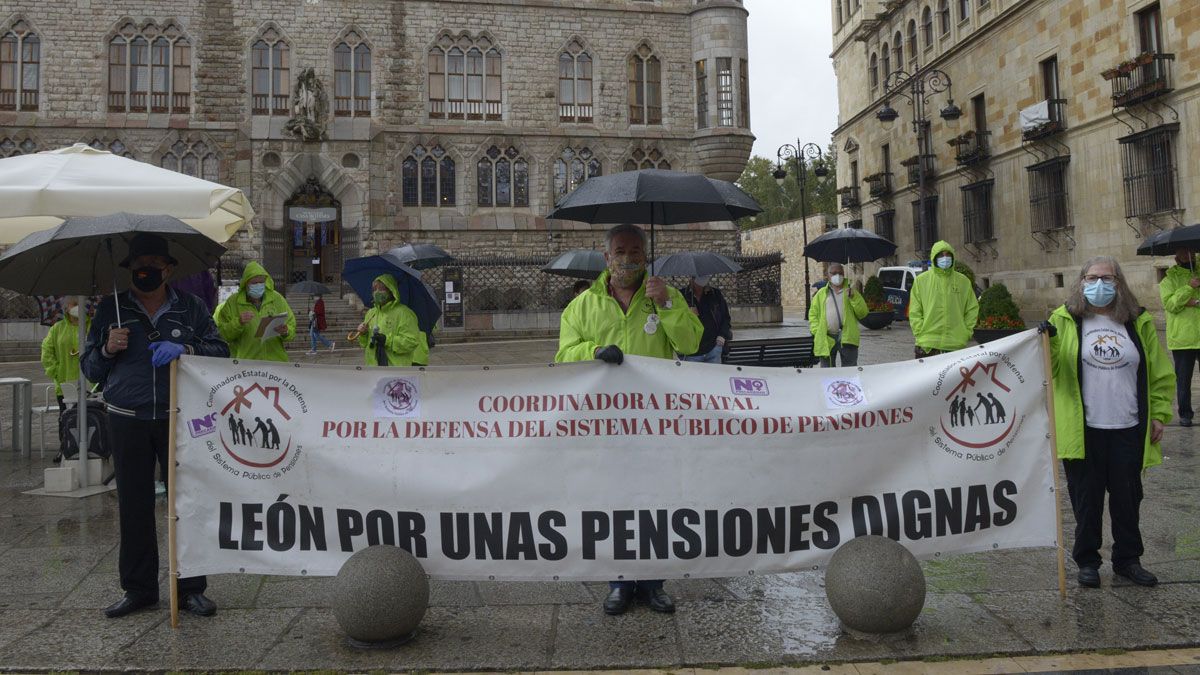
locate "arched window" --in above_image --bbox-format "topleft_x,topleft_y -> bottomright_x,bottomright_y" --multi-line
0,136 -> 36,157
108,22 -> 189,113
958,0 -> 970,22
869,53 -> 878,90
428,33 -> 501,120
881,43 -> 891,77
554,147 -> 602,202
251,28 -> 289,115
334,32 -> 371,117
893,32 -> 904,71
938,0 -> 951,35
628,43 -> 662,125
161,139 -> 219,182
623,148 -> 671,172
907,20 -> 917,60
0,21 -> 39,111
88,138 -> 133,158
401,145 -> 454,207
477,146 -> 529,208
558,39 -> 593,123
921,6 -> 934,48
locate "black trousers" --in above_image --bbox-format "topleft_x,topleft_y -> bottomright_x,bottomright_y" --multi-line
1174,348 -> 1199,421
1062,425 -> 1145,570
108,415 -> 206,601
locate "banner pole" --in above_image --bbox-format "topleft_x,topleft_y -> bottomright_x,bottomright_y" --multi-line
168,359 -> 181,629
1040,331 -> 1067,600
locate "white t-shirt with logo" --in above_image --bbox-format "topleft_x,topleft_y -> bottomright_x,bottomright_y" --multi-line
1080,313 -> 1140,429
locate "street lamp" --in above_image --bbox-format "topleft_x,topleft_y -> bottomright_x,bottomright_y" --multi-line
876,62 -> 959,258
774,141 -> 828,310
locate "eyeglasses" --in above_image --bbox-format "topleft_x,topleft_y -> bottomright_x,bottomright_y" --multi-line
1083,275 -> 1116,284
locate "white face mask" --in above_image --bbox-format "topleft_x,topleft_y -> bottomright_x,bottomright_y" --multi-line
830,274 -> 844,287
67,305 -> 80,319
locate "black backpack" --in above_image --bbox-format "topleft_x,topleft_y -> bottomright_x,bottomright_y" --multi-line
58,400 -> 111,460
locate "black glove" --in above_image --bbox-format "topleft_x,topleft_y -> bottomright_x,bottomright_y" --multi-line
369,333 -> 386,348
595,345 -> 624,365
1036,320 -> 1057,337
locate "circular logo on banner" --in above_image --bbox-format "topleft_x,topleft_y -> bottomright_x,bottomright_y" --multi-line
206,374 -> 308,480
382,378 -> 419,416
826,379 -> 865,407
930,356 -> 1024,462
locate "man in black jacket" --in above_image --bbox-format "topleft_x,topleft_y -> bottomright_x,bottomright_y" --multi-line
679,275 -> 732,363
82,233 -> 230,619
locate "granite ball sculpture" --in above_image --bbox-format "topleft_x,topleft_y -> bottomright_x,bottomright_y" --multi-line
824,535 -> 926,635
332,545 -> 430,648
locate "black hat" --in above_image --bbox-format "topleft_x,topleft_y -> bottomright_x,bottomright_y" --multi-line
120,233 -> 179,268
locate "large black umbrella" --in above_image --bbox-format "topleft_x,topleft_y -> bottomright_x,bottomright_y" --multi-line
546,169 -> 763,261
1136,223 -> 1200,256
389,243 -> 455,270
541,249 -> 607,280
803,228 -> 897,263
649,251 -> 742,278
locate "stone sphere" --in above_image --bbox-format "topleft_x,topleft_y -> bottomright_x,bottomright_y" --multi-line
824,535 -> 926,635
332,545 -> 430,646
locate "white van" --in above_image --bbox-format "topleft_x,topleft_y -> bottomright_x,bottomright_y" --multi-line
876,265 -> 926,320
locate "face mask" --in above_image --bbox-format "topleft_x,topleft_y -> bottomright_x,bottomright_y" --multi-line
609,255 -> 645,289
372,291 -> 391,306
247,282 -> 266,299
1180,257 -> 1195,270
131,267 -> 164,292
830,274 -> 844,287
67,305 -> 80,319
936,256 -> 953,270
1083,280 -> 1117,307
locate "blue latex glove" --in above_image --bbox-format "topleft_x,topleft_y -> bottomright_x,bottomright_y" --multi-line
148,341 -> 186,367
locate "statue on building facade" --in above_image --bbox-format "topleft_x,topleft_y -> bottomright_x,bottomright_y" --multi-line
284,68 -> 328,142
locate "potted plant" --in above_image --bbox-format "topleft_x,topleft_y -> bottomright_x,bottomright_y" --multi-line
973,282 -> 1026,344
859,275 -> 896,329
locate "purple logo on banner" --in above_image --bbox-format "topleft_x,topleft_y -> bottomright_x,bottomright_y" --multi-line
730,377 -> 769,396
188,413 -> 217,438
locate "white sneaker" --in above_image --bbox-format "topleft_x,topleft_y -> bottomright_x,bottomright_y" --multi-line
155,481 -> 166,496
305,350 -> 317,355
329,341 -> 336,352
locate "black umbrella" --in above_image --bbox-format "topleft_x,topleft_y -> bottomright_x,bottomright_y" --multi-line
649,251 -> 742,278
1136,224 -> 1200,256
546,169 -> 763,261
803,228 -> 897,263
342,252 -> 441,334
389,243 -> 455,270
541,249 -> 607,280
289,280 -> 332,296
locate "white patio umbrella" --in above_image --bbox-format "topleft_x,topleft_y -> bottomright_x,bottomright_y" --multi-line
0,143 -> 254,244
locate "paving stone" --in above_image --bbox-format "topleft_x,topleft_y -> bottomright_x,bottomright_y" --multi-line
114,607 -> 301,670
552,603 -> 682,669
0,607 -> 164,670
476,580 -> 593,605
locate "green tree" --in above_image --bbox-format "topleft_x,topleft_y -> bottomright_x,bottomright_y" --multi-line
735,145 -> 838,230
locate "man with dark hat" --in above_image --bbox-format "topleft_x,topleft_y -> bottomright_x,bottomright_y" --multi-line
81,233 -> 230,619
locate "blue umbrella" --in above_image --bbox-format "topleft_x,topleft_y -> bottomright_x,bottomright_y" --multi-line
341,253 -> 441,333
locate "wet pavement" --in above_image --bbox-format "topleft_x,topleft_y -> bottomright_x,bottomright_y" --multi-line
0,317 -> 1198,672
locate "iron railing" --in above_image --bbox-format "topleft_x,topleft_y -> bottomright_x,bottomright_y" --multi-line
953,131 -> 990,166
865,172 -> 893,199
902,154 -> 937,185
1022,99 -> 1067,141
874,209 -> 895,243
1119,123 -> 1179,219
1106,52 -> 1174,109
839,186 -> 861,209
961,179 -> 995,244
1027,157 -> 1071,233
911,196 -> 939,254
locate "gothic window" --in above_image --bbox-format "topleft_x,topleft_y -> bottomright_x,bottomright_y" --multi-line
477,145 -> 529,208
623,148 -> 670,172
88,138 -> 134,158
334,33 -> 371,117
161,139 -> 219,182
716,57 -> 733,127
0,136 -> 36,157
881,43 -> 891,77
627,43 -> 661,125
739,58 -> 750,128
892,32 -> 904,71
938,0 -> 951,35
554,147 -> 601,202
907,20 -> 918,60
869,53 -> 879,91
958,0 -> 970,22
402,145 -> 455,207
921,6 -> 934,48
0,20 -> 39,111
108,22 -> 190,113
695,60 -> 708,129
558,39 -> 593,123
251,28 -> 289,116
428,33 -> 501,121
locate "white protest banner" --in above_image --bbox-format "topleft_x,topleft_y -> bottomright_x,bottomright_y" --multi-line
173,330 -> 1057,580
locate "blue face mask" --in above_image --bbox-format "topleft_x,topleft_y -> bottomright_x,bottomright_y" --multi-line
936,256 -> 953,270
1083,280 -> 1117,307
247,282 -> 266,299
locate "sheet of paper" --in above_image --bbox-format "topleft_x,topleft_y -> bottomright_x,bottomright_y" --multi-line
254,313 -> 290,342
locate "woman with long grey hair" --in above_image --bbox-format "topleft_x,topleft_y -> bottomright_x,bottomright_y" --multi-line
1041,255 -> 1175,589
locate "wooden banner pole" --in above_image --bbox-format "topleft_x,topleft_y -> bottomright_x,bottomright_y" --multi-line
1040,331 -> 1068,600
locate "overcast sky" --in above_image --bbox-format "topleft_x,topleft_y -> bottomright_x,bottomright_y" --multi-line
746,1 -> 839,163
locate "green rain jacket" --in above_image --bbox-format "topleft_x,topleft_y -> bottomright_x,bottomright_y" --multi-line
909,240 -> 979,352
41,315 -> 89,395
214,261 -> 296,362
359,274 -> 424,367
1048,305 -> 1175,469
807,284 -> 869,357
1158,262 -> 1200,350
556,270 -> 702,362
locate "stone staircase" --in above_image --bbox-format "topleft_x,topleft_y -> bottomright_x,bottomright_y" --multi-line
281,292 -> 365,352
0,340 -> 41,363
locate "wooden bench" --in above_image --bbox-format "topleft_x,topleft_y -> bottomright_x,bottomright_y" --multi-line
721,336 -> 818,368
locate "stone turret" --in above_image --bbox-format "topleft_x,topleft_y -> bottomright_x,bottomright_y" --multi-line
689,0 -> 755,181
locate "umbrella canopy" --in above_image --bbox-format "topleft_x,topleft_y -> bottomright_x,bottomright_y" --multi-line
1136,223 -> 1200,256
289,280 -> 332,296
541,249 -> 607,280
35,295 -> 102,327
0,143 -> 254,244
649,251 -> 742,278
341,253 -> 442,333
0,212 -> 225,296
388,243 -> 455,270
803,228 -> 897,263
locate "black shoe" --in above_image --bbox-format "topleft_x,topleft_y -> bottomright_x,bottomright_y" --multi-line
1077,566 -> 1100,588
103,594 -> 157,618
1115,563 -> 1158,587
181,592 -> 217,616
603,587 -> 633,615
1181,418 -> 1193,428
643,587 -> 676,614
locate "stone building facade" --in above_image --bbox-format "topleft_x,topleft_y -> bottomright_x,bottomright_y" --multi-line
830,0 -> 1198,319
0,0 -> 754,290
740,215 -> 833,310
